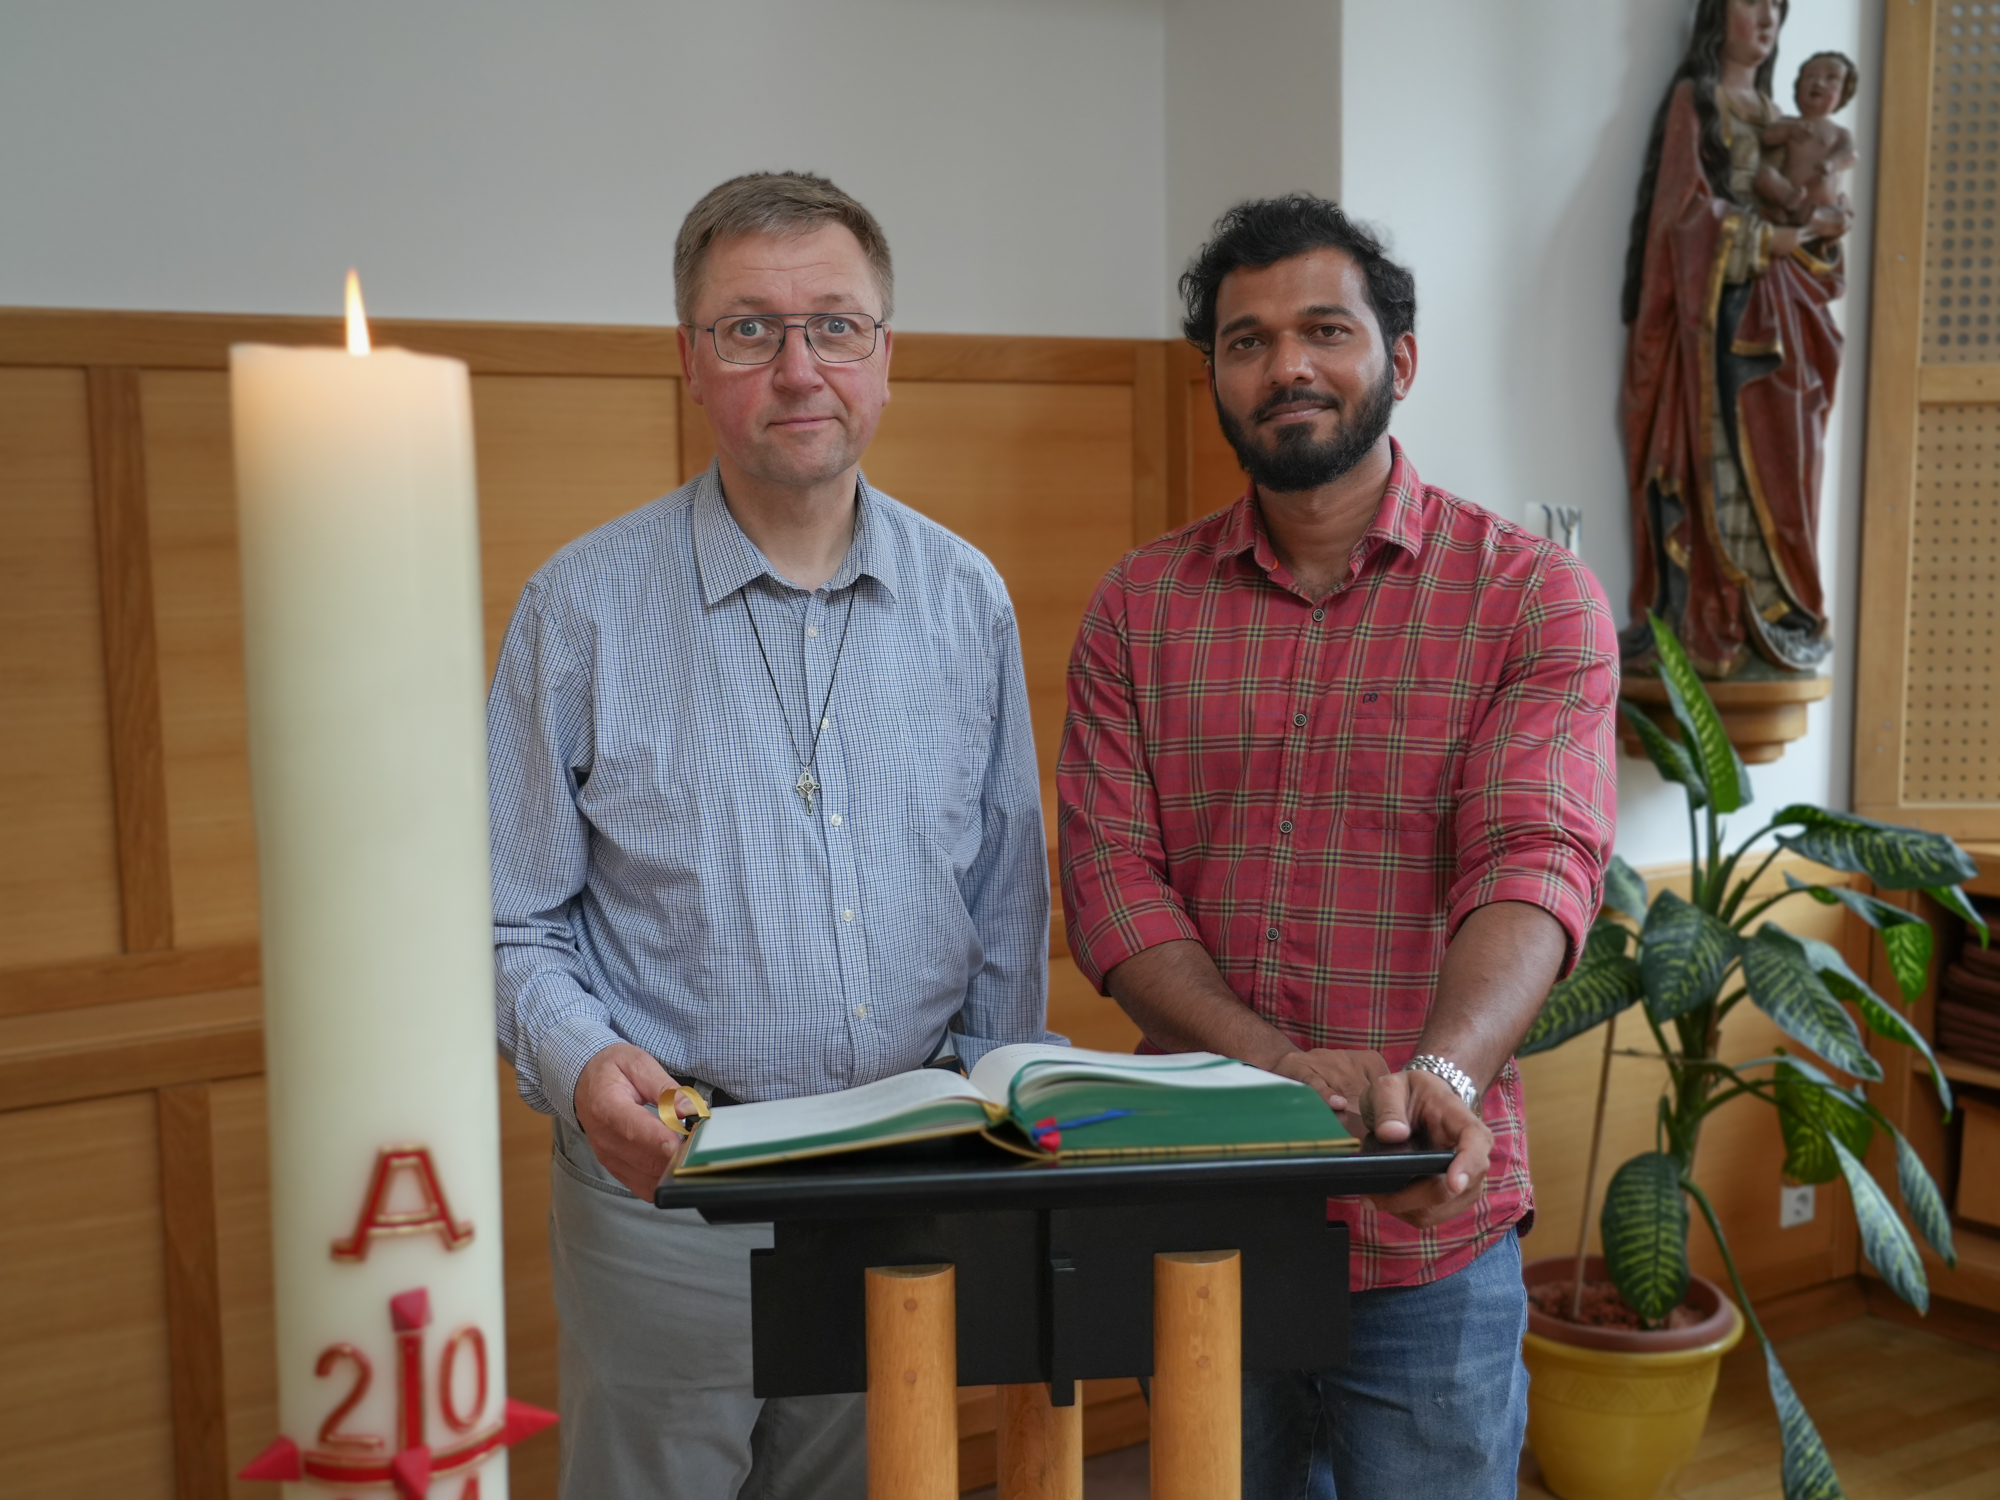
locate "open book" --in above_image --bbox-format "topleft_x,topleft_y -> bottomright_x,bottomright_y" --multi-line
672,1043 -> 1355,1174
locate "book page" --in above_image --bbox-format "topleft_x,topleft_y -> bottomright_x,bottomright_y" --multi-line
966,1042 -> 1238,1104
685,1067 -> 995,1159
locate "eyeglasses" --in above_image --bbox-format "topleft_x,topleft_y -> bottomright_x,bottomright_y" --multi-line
693,312 -> 884,365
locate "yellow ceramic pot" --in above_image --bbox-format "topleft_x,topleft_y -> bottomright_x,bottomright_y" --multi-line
1521,1256 -> 1744,1500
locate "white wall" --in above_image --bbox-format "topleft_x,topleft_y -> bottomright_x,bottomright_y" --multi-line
4,0 -> 1882,861
0,0 -> 1167,337
1340,0 -> 1880,866
1164,0 -> 1342,325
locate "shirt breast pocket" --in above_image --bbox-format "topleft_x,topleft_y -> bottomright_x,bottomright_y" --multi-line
1338,689 -> 1461,833
899,684 -> 992,852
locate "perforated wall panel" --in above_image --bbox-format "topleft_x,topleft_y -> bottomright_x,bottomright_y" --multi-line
1904,408 -> 2000,801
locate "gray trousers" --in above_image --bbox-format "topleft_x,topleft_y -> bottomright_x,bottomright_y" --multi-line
549,1114 -> 867,1500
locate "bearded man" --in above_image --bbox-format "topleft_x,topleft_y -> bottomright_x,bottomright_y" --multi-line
1057,195 -> 1617,1496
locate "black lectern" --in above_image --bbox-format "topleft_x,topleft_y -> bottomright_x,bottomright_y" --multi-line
657,1137 -> 1451,1500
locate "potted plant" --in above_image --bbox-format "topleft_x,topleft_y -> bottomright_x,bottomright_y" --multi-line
1517,616 -> 1983,1500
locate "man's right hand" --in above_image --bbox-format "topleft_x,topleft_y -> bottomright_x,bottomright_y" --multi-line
1272,1047 -> 1389,1136
573,1042 -> 700,1199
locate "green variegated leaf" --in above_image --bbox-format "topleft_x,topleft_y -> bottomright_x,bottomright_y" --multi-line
1851,986 -> 1953,1117
1647,614 -> 1749,812
1742,928 -> 1880,1080
1638,889 -> 1741,1023
1771,805 -> 1977,890
1604,854 -> 1650,925
1766,1345 -> 1846,1500
1774,1060 -> 1873,1185
1831,1137 -> 1929,1313
1784,1064 -> 1872,1192
1619,699 -> 1709,808
1519,950 -> 1643,1056
1782,874 -> 1934,1002
1923,882 -> 1991,946
1600,1151 -> 1690,1326
1891,1126 -> 1957,1268
1584,917 -> 1633,963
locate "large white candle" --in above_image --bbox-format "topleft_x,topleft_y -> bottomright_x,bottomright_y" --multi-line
231,279 -> 550,1499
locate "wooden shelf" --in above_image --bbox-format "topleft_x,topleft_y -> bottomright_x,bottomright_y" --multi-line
1913,1052 -> 2000,1092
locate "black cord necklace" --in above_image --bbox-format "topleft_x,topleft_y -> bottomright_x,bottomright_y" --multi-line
740,585 -> 858,816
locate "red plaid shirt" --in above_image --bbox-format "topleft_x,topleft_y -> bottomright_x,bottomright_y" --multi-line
1057,442 -> 1617,1291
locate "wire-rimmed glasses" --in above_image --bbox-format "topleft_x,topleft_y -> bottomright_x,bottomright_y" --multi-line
694,313 -> 884,365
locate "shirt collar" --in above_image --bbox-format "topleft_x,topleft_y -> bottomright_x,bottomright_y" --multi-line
692,462 -> 900,605
1215,437 -> 1428,581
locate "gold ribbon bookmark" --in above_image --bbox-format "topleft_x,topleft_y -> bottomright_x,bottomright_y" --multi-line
660,1085 -> 712,1138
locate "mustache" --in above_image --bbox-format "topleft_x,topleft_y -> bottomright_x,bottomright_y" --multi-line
1253,389 -> 1343,422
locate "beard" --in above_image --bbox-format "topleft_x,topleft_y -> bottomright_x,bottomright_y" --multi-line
1215,362 -> 1397,493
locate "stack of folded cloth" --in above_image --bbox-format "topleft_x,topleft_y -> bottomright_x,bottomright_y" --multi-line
1938,939 -> 2000,1071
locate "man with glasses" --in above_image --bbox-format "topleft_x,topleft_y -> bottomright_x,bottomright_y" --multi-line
488,171 -> 1050,1499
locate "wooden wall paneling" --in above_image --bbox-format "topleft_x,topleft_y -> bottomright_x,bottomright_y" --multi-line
498,1062 -> 560,1500
1164,342 -> 1246,529
1131,343 -> 1170,544
160,1083 -> 229,1500
0,988 -> 262,1113
0,944 -> 261,1022
141,371 -> 261,950
89,367 -> 175,952
859,380 -> 1139,849
469,374 -> 682,678
0,1092 -> 177,1498
208,1076 -> 279,1500
0,366 -> 125,969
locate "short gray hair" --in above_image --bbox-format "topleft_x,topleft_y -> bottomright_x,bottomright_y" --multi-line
673,171 -> 895,325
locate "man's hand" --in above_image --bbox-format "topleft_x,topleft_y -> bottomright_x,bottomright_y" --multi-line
1273,1047 -> 1389,1135
573,1042 -> 701,1199
1361,1068 -> 1494,1229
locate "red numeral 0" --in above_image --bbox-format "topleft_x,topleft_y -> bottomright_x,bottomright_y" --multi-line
439,1326 -> 489,1433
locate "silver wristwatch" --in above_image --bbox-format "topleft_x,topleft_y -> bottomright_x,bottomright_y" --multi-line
1404,1054 -> 1479,1110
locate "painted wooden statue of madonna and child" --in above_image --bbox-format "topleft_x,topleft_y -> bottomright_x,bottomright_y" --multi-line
1622,0 -> 1858,702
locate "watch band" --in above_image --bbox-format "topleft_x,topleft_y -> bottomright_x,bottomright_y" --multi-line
1404,1054 -> 1479,1110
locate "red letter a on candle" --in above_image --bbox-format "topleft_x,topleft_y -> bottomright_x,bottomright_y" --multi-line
331,1146 -> 475,1261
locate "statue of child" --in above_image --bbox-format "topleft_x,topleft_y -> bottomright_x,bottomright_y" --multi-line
1754,51 -> 1859,234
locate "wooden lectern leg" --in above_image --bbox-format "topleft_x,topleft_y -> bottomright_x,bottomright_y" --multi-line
1150,1249 -> 1242,1500
996,1382 -> 1083,1499
866,1263 -> 958,1500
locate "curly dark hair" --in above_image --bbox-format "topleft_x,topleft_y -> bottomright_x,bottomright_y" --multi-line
1178,194 -> 1417,355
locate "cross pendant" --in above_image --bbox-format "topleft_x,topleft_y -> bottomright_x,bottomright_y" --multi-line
793,766 -> 821,816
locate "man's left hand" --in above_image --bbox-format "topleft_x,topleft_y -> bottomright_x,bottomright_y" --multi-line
1361,1067 -> 1493,1228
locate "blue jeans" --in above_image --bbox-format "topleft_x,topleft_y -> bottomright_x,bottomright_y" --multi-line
1242,1230 -> 1527,1500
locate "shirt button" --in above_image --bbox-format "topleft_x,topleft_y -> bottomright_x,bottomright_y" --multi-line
807,625 -> 820,638
821,717 -> 832,730
1266,926 -> 1280,942
1292,713 -> 1307,728
854,1004 -> 867,1018
1312,608 -> 1326,622
830,813 -> 843,827
841,909 -> 854,923
1280,819 -> 1294,834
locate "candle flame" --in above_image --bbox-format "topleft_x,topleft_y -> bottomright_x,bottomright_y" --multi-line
344,270 -> 372,356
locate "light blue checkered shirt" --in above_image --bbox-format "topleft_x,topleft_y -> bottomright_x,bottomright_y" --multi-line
489,465 -> 1051,1125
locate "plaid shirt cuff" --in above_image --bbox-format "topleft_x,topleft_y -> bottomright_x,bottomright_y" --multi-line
537,1016 -> 629,1131
1447,858 -> 1598,978
1067,899 -> 1204,994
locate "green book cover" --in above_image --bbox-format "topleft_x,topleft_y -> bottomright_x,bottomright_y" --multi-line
674,1044 -> 1354,1174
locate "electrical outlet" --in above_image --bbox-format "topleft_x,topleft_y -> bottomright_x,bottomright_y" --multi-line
1779,1182 -> 1816,1229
